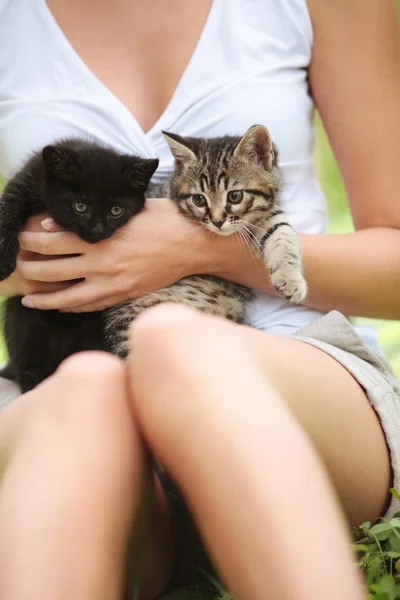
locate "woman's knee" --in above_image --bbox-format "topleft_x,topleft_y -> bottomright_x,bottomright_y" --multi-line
130,304 -> 243,376
128,305 -> 268,444
40,351 -> 129,425
0,352 -> 132,461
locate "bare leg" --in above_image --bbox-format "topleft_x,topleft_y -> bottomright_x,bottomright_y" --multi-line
0,352 -> 173,600
129,305 -> 372,600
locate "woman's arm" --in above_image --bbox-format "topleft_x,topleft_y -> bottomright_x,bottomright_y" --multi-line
0,216 -> 75,299
210,228 -> 400,319
210,0 -> 400,319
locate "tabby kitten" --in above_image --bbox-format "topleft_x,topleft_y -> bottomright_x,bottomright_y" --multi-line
104,125 -> 307,357
0,139 -> 158,391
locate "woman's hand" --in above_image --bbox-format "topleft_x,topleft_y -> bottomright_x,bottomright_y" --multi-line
0,215 -> 75,299
18,199 -> 213,312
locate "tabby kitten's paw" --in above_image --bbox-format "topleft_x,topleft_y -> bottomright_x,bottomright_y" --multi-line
271,269 -> 307,304
0,233 -> 19,281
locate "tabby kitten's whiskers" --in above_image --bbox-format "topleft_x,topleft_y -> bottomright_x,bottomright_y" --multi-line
160,124 -> 307,302
105,124 -> 307,359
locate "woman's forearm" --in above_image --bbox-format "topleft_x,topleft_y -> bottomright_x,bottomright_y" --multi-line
204,227 -> 400,320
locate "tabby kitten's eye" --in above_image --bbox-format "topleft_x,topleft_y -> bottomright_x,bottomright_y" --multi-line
73,202 -> 89,214
192,194 -> 207,207
227,190 -> 244,204
109,206 -> 124,217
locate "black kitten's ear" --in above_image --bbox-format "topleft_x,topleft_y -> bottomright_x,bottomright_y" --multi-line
120,156 -> 159,188
162,131 -> 197,164
42,145 -> 81,180
233,125 -> 276,170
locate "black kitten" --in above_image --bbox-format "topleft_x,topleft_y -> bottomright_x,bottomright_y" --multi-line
0,138 -> 158,392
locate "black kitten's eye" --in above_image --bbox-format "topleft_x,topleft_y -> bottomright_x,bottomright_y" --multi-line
227,190 -> 244,204
73,202 -> 89,214
192,194 -> 207,207
109,206 -> 124,217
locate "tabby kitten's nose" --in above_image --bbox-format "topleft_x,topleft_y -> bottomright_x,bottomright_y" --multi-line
211,219 -> 225,228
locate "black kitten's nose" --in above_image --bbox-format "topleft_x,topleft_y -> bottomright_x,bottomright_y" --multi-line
92,223 -> 104,234
211,219 -> 225,229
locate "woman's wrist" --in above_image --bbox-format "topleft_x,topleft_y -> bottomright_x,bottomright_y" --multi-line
190,228 -> 274,293
190,227 -> 229,277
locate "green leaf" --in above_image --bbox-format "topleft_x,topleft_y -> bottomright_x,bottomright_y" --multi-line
390,518 -> 400,529
374,574 -> 398,600
354,543 -> 379,553
366,558 -> 384,585
390,488 -> 400,503
388,533 -> 400,550
370,523 -> 393,541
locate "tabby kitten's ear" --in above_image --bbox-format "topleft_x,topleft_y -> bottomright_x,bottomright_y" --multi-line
42,145 -> 81,180
120,156 -> 159,189
162,131 -> 197,165
234,125 -> 276,170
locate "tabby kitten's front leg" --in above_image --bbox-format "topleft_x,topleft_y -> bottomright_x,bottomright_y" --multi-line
226,124 -> 307,304
259,213 -> 307,303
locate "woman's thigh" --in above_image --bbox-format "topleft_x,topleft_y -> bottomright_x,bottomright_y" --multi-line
0,353 -> 175,600
242,327 -> 391,524
130,307 -> 391,526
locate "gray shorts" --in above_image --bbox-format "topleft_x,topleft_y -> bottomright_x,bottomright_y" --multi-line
1,310 -> 399,518
293,310 -> 400,519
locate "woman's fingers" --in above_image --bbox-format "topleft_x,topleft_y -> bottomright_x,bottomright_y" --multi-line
24,281 -> 78,295
61,294 -> 130,313
40,217 -> 64,232
17,256 -> 87,283
22,281 -> 101,310
19,231 -> 90,255
60,294 -> 127,313
23,214 -> 50,232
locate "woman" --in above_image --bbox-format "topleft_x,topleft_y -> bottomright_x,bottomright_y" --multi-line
0,0 -> 399,598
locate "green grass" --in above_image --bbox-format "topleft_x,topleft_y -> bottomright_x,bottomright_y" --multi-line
353,490 -> 400,598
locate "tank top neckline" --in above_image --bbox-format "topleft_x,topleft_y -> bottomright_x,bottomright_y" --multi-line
37,0 -> 219,138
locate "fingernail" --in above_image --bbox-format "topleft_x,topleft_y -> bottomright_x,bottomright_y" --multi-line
41,217 -> 57,231
21,296 -> 34,308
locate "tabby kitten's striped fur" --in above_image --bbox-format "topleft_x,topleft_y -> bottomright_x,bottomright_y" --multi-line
104,125 -> 307,357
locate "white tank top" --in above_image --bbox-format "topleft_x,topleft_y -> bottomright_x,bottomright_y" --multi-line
0,0 -> 380,346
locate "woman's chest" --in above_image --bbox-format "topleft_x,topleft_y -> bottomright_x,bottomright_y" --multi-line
45,0 -> 215,134
0,0 -> 314,178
